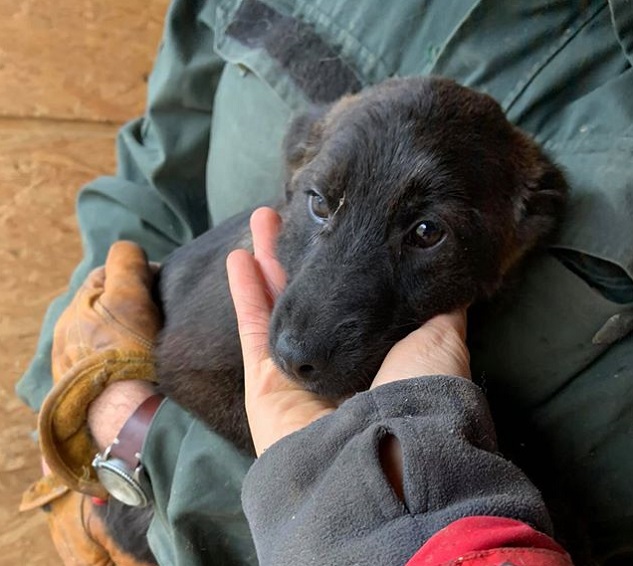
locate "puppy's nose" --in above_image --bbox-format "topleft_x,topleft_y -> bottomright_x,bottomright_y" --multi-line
274,331 -> 327,382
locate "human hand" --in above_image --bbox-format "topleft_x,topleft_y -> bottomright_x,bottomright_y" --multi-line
51,241 -> 160,382
227,208 -> 338,456
40,241 -> 160,496
227,207 -> 471,458
372,309 -> 470,388
53,241 -> 159,450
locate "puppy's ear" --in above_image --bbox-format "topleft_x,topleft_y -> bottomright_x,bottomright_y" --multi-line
511,137 -> 568,260
283,107 -> 328,191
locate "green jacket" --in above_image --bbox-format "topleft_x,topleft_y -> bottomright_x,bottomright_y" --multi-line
18,0 -> 633,563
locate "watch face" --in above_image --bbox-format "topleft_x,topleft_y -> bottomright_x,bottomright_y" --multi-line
94,457 -> 149,507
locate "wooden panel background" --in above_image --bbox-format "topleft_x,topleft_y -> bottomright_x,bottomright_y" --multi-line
0,1 -> 168,122
0,1 -> 168,563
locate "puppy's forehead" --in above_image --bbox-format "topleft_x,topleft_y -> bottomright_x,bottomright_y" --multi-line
316,108 -> 463,208
322,77 -> 509,157
314,78 -> 513,210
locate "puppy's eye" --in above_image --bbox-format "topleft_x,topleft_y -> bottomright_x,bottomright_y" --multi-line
307,190 -> 330,223
406,221 -> 445,249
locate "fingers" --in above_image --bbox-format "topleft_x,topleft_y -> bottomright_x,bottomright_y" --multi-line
250,207 -> 286,297
227,249 -> 273,366
75,241 -> 152,299
102,241 -> 154,296
229,209 -> 336,455
96,240 -> 161,340
228,207 -> 288,364
51,240 -> 160,384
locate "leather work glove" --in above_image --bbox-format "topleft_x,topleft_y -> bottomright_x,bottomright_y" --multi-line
37,240 -> 161,497
20,241 -> 160,565
20,475 -> 153,566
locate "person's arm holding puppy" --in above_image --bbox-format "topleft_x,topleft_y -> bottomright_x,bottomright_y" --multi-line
37,206 -> 573,566
228,207 -> 573,566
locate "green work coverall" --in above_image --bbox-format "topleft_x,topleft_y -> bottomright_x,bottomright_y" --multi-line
18,1 -> 633,564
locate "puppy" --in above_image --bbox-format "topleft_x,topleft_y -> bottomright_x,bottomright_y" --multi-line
103,76 -> 568,561
156,76 -> 567,452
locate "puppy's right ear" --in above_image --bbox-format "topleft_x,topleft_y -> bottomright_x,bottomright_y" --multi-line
283,106 -> 328,177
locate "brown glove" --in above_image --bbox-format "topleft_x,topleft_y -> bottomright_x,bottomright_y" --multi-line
39,241 -> 161,497
21,475 -> 153,566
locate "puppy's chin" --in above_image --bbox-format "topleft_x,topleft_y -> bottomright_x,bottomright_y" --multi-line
284,372 -> 365,401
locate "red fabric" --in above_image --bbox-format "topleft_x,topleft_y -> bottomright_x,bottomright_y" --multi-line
406,516 -> 573,566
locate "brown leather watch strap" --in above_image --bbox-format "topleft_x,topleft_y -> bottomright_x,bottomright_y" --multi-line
109,393 -> 165,467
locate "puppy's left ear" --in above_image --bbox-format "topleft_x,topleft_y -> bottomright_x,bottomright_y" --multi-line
282,106 -> 329,199
511,136 -> 568,255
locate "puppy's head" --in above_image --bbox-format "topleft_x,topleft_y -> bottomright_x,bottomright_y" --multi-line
271,77 -> 567,397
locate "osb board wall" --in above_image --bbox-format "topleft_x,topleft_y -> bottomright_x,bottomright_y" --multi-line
0,1 -> 168,563
0,1 -> 166,122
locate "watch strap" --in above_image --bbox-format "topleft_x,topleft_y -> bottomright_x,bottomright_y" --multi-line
109,393 -> 165,468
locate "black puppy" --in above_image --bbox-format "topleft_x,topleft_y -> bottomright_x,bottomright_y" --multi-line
156,76 -> 567,453
104,77 -> 567,562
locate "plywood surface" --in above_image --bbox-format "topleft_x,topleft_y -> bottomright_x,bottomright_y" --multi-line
0,0 -> 167,123
0,0 -> 168,562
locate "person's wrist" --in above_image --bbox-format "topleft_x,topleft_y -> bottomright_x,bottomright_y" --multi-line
87,380 -> 157,452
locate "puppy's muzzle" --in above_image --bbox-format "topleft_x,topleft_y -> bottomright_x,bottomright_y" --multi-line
274,330 -> 330,382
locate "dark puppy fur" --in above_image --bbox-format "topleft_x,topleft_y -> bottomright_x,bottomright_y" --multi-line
103,77 -> 567,560
156,76 -> 567,452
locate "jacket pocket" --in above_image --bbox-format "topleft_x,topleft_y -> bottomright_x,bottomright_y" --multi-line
470,252 -> 633,410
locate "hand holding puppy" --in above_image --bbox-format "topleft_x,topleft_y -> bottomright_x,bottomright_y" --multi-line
227,207 -> 471,458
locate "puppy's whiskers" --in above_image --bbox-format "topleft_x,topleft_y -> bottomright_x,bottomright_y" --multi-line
308,229 -> 324,246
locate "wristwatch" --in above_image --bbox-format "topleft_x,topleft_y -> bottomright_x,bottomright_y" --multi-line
92,393 -> 165,507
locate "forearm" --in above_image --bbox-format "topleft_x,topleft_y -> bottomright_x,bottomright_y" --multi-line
87,380 -> 157,452
241,375 -> 564,566
85,382 -> 257,564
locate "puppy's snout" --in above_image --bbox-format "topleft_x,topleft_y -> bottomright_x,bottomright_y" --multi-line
274,330 -> 329,382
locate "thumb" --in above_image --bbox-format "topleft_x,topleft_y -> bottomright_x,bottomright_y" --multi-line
372,309 -> 470,389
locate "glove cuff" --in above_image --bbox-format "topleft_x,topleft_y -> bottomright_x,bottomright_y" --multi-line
20,474 -> 70,512
38,350 -> 157,498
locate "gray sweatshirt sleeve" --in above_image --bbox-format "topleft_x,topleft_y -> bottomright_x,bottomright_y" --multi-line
241,375 -> 553,566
